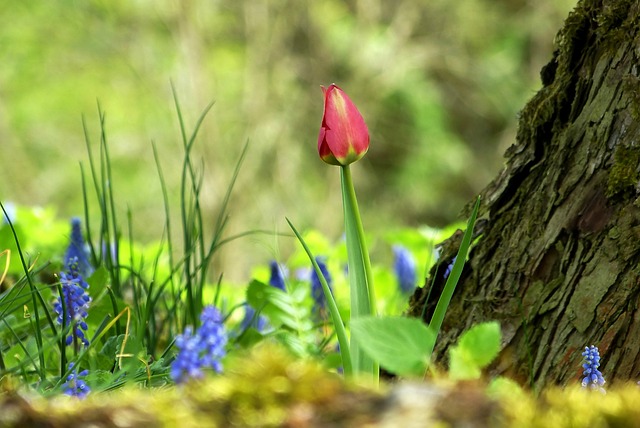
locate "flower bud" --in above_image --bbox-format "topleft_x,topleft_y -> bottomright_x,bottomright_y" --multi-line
317,84 -> 369,166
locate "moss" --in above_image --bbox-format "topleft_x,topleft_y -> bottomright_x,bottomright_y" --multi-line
0,343 -> 384,428
502,385 -> 640,427
622,75 -> 640,120
3,346 -> 640,426
595,0 -> 637,48
606,145 -> 640,200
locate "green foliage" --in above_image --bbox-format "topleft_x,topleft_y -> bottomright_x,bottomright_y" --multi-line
449,321 -> 501,380
0,97 -> 262,394
0,206 -> 67,276
350,316 -> 435,377
339,166 -> 376,379
426,196 -> 481,347
351,318 -> 501,380
487,376 -> 526,400
246,280 -> 307,331
287,220 -> 353,376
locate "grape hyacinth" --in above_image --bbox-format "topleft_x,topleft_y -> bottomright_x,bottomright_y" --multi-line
171,305 -> 228,383
581,345 -> 606,392
64,217 -> 93,278
392,245 -> 417,294
53,258 -> 92,347
311,258 -> 332,319
240,304 -> 268,333
269,261 -> 287,291
62,362 -> 91,399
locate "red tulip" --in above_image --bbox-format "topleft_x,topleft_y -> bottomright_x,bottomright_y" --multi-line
317,84 -> 369,166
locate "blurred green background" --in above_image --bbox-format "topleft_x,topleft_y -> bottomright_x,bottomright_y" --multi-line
0,0 -> 574,281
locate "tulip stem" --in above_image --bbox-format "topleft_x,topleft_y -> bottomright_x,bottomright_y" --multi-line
341,165 -> 376,315
341,165 -> 378,384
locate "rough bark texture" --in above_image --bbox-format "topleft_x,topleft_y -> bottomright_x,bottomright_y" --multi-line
408,0 -> 640,389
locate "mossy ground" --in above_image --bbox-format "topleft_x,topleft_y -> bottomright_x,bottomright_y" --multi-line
1,343 -> 639,427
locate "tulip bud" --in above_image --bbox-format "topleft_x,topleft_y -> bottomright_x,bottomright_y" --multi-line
317,84 -> 370,166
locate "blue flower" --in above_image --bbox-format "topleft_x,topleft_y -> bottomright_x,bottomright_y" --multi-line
170,327 -> 204,381
62,362 -> 91,399
240,304 -> 268,333
269,261 -> 287,291
392,245 -> 417,294
581,345 -> 606,392
171,305 -> 228,383
444,256 -> 457,280
64,217 -> 93,278
311,258 -> 332,318
198,306 -> 228,373
53,258 -> 91,347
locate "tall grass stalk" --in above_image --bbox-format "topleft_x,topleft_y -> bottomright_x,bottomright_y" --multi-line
78,89 -> 260,367
170,83 -> 249,328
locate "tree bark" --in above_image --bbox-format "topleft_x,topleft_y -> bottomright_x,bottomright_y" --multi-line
408,0 -> 640,389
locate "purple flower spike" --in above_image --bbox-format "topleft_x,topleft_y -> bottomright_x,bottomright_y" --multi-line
64,217 -> 93,278
53,257 -> 92,347
240,305 -> 268,333
581,345 -> 606,392
269,261 -> 287,291
392,245 -> 417,294
62,362 -> 91,399
171,305 -> 228,384
311,258 -> 332,319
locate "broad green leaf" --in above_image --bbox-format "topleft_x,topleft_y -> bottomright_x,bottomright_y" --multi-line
457,321 -> 501,367
487,376 -> 525,400
351,316 -> 435,377
448,321 -> 501,380
449,346 -> 481,380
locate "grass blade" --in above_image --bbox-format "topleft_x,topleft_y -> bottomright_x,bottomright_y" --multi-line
427,196 -> 481,351
286,218 -> 353,377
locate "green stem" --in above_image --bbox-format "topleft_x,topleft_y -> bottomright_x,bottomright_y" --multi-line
341,166 -> 376,315
340,165 -> 378,384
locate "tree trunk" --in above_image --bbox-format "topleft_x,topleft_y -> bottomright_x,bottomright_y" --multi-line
408,0 -> 640,389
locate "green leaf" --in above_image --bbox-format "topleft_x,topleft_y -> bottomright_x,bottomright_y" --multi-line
487,376 -> 525,400
427,196 -> 481,355
246,280 -> 299,330
287,218 -> 352,377
350,316 -> 435,377
86,266 -> 109,294
449,346 -> 481,380
272,330 -> 307,357
458,321 -> 501,367
449,321 -> 501,380
235,327 -> 265,348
